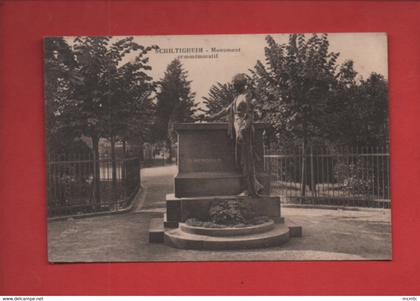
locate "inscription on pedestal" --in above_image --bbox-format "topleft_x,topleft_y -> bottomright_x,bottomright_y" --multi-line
185,158 -> 225,171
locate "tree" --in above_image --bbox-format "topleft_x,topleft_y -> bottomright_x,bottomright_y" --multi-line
102,41 -> 157,203
324,61 -> 388,146
72,37 -> 157,204
321,59 -> 359,145
354,73 -> 389,145
47,36 -> 157,206
44,37 -> 81,154
251,34 -> 340,195
154,59 -> 197,161
202,82 -> 236,120
252,34 -> 339,147
100,38 -> 157,143
113,61 -> 156,154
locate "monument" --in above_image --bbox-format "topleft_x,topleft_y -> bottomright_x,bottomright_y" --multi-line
149,73 -> 301,250
148,122 -> 302,250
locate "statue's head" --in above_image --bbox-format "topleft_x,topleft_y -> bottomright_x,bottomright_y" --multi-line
232,73 -> 248,93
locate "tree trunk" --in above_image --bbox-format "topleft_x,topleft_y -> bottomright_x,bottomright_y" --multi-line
122,140 -> 126,183
300,139 -> 307,197
137,137 -> 143,188
110,135 -> 117,207
122,140 -> 127,154
138,136 -> 144,161
91,135 -> 101,208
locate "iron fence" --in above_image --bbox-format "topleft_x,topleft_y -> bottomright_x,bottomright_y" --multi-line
47,152 -> 141,217
264,146 -> 390,208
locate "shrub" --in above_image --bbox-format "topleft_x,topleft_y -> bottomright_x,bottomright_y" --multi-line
208,199 -> 257,225
333,158 -> 372,195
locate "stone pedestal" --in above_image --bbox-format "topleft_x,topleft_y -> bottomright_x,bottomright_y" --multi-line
174,123 -> 270,197
165,194 -> 284,227
148,122 -> 302,250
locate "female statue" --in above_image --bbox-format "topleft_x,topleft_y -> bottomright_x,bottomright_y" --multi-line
208,73 -> 264,197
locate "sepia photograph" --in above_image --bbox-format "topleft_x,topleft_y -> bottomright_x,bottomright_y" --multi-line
45,33 -> 390,262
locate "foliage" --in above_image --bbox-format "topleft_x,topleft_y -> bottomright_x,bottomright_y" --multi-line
325,64 -> 389,145
251,34 -> 339,147
45,36 -> 158,204
185,216 -> 271,228
333,158 -> 373,195
45,36 -> 157,147
355,73 -> 389,145
202,34 -> 389,150
202,82 -> 236,120
69,36 -> 157,142
185,218 -> 231,228
208,199 -> 257,225
44,37 -> 80,152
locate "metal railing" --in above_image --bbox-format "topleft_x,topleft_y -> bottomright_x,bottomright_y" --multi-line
264,146 -> 390,208
47,153 -> 141,217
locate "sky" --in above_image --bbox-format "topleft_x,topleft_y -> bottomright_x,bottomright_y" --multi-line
65,33 -> 388,108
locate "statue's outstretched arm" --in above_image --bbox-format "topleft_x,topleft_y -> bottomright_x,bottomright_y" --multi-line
207,104 -> 230,121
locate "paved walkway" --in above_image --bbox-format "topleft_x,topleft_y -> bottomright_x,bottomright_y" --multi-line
48,165 -> 392,262
133,165 -> 177,214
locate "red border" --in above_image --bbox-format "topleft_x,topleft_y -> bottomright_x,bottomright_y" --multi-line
1,0 -> 420,296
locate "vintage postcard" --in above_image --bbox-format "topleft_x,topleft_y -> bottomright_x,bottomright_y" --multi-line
45,33 -> 390,262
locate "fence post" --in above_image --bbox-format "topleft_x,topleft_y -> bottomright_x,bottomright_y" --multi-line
92,135 -> 101,209
110,136 -> 117,209
122,140 -> 127,183
310,146 -> 316,197
264,144 -> 272,195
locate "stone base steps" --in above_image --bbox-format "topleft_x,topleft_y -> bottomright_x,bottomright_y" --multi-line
179,220 -> 275,237
164,223 -> 291,250
149,217 -> 164,243
148,193 -> 303,249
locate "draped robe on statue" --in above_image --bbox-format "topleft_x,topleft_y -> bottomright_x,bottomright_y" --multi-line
225,93 -> 264,197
